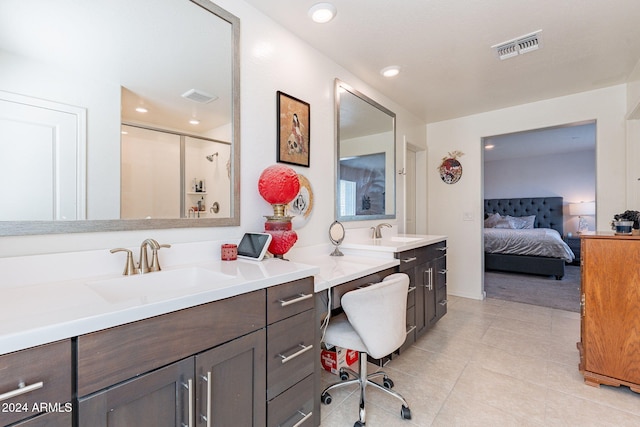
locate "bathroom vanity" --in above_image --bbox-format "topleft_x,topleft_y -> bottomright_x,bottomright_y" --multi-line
0,234 -> 447,426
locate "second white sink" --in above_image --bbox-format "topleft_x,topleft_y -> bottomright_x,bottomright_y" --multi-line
86,267 -> 235,303
389,236 -> 423,243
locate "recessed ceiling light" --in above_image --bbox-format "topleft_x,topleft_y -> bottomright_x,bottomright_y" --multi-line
380,66 -> 401,78
484,144 -> 495,150
308,3 -> 337,23
135,106 -> 148,113
189,118 -> 200,125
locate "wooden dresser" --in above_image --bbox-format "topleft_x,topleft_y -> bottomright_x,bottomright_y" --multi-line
578,233 -> 640,392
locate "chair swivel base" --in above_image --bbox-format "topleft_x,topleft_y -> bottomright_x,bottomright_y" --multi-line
321,353 -> 411,426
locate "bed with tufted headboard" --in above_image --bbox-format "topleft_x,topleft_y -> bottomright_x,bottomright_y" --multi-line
484,197 -> 573,280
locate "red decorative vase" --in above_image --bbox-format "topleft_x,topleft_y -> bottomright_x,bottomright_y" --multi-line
264,219 -> 298,257
258,165 -> 300,259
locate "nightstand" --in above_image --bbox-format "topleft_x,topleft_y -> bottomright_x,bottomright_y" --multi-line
564,236 -> 581,265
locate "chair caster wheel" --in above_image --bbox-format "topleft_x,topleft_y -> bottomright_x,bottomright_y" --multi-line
383,377 -> 394,389
354,422 -> 365,427
401,405 -> 412,420
339,369 -> 349,381
321,392 -> 332,405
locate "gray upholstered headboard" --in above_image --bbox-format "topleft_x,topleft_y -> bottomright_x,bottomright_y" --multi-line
484,197 -> 564,236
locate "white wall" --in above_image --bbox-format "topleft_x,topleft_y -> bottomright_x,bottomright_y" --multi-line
427,85 -> 627,300
484,149 -> 596,234
0,0 -> 426,257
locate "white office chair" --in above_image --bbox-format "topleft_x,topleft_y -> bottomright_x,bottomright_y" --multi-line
320,273 -> 412,426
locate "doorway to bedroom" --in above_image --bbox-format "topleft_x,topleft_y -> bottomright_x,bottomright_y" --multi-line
481,121 -> 596,312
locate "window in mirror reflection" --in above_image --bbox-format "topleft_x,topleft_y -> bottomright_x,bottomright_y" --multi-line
339,153 -> 386,215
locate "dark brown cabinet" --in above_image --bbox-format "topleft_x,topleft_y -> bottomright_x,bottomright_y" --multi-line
397,240 -> 447,340
195,330 -> 267,427
79,330 -> 267,427
266,277 -> 316,427
0,340 -> 72,427
75,277 -> 316,427
578,234 -> 640,393
78,357 -> 194,427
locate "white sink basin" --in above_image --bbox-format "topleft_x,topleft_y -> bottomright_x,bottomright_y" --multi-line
389,236 -> 423,243
86,267 -> 235,303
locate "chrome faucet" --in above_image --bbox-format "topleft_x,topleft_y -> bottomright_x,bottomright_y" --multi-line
371,223 -> 392,239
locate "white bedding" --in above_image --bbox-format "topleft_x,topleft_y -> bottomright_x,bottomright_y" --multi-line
484,228 -> 575,262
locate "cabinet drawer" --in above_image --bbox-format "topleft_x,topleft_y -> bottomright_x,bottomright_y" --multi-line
267,277 -> 314,324
436,286 -> 448,319
399,305 -> 416,354
77,290 -> 265,396
268,375 -> 314,427
267,310 -> 315,400
12,410 -> 72,427
396,249 -> 417,271
331,268 -> 395,310
418,241 -> 447,263
407,280 -> 416,308
0,340 -> 71,426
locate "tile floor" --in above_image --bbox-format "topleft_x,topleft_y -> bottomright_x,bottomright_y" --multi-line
319,296 -> 640,426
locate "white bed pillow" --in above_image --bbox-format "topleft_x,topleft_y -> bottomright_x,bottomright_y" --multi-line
492,214 -> 536,229
484,212 -> 501,228
507,215 -> 536,229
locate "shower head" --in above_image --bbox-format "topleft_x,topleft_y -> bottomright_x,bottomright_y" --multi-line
206,152 -> 219,162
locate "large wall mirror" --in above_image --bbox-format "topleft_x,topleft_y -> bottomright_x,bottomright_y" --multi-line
335,79 -> 396,221
0,0 -> 240,235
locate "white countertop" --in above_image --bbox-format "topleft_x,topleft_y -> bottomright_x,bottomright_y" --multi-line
0,234 -> 446,355
341,233 -> 447,253
288,252 -> 399,293
0,258 -> 318,354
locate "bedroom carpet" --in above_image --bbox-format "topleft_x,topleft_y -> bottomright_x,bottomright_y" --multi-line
484,265 -> 581,312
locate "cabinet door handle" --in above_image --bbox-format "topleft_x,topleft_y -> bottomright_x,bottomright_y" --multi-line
279,343 -> 313,364
279,293 -> 313,307
291,410 -> 313,427
181,379 -> 194,427
199,372 -> 213,427
407,286 -> 416,293
438,269 -> 448,275
401,257 -> 417,263
439,299 -> 448,306
436,246 -> 448,251
0,381 -> 43,402
426,267 -> 433,291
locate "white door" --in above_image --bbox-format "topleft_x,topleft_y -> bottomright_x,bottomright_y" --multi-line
405,148 -> 417,234
0,92 -> 86,221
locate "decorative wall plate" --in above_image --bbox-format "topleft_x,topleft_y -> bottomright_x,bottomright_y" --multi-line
288,174 -> 314,228
439,150 -> 464,184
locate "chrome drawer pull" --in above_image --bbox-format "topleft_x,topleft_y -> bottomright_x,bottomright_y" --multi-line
181,379 -> 194,427
401,257 -> 417,263
197,372 -> 213,427
407,286 -> 416,293
0,381 -> 44,402
279,293 -> 313,307
439,299 -> 448,306
438,269 -> 448,275
291,410 -> 313,427
279,343 -> 313,364
436,246 -> 448,251
406,325 -> 416,334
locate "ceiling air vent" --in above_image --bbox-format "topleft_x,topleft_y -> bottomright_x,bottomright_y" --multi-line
492,30 -> 542,60
181,89 -> 218,104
